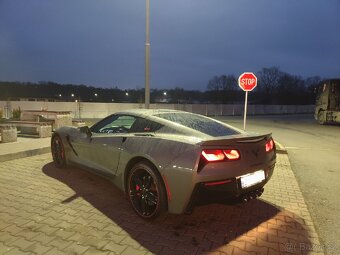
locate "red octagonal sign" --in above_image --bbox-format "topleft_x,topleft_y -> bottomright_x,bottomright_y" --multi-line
238,72 -> 257,92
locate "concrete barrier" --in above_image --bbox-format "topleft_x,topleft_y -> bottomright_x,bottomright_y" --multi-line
0,125 -> 17,143
54,114 -> 72,129
37,125 -> 52,138
0,101 -> 315,119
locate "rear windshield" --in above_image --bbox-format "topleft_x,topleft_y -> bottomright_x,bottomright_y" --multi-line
155,112 -> 240,137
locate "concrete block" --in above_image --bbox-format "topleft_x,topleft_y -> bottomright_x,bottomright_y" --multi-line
37,125 -> 52,138
0,125 -> 17,143
72,121 -> 86,127
54,114 -> 72,129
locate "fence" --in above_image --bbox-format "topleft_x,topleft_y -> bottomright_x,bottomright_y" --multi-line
0,101 -> 315,119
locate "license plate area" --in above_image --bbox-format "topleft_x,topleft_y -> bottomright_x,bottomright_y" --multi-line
240,170 -> 265,189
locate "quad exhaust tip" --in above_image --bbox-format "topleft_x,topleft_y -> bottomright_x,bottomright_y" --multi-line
242,187 -> 264,202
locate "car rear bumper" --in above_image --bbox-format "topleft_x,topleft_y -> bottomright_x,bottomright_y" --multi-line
184,163 -> 275,214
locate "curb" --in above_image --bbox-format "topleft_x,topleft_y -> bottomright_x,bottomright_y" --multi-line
275,140 -> 288,154
0,146 -> 50,162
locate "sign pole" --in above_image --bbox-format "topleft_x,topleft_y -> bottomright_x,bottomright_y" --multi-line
243,91 -> 248,131
238,72 -> 257,131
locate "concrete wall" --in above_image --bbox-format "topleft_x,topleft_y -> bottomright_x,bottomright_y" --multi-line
0,101 -> 315,119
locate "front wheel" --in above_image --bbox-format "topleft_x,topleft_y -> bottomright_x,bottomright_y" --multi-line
127,161 -> 167,220
51,134 -> 67,168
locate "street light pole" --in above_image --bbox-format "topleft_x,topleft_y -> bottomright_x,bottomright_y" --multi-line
145,0 -> 150,109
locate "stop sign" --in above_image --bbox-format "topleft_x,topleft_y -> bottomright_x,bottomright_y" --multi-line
238,72 -> 257,91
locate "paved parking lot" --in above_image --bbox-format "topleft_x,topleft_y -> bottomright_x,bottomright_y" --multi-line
0,153 -> 323,255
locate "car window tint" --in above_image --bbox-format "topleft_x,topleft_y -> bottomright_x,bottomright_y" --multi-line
155,112 -> 240,137
91,115 -> 137,134
129,118 -> 163,133
90,115 -> 117,133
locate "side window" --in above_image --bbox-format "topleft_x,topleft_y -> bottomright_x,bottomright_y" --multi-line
129,118 -> 163,133
91,115 -> 137,134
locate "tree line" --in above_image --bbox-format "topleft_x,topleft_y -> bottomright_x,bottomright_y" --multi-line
0,67 -> 323,104
206,67 -> 321,105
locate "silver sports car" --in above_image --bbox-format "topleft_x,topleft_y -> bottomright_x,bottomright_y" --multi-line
51,109 -> 276,220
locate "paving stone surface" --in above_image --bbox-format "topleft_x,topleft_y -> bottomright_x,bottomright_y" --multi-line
0,153 -> 324,254
0,137 -> 50,162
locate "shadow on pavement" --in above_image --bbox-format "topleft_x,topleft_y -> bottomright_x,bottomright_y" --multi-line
43,163 -> 315,254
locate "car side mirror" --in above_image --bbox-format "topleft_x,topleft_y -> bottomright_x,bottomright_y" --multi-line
79,126 -> 92,138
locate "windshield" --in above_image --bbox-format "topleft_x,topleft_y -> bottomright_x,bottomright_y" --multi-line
155,112 -> 240,137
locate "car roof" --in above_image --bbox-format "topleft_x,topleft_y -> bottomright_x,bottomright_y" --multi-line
114,109 -> 213,139
115,108 -> 189,117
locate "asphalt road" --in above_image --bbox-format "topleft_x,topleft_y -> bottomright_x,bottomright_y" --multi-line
217,114 -> 340,254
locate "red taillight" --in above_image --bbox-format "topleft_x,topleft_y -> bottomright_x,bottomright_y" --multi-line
201,149 -> 225,162
223,149 -> 240,160
265,139 -> 274,152
201,149 -> 240,162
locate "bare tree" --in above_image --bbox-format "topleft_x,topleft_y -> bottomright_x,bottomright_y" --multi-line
276,73 -> 305,104
207,76 -> 223,90
223,75 -> 238,90
257,67 -> 283,93
305,76 -> 322,88
207,75 -> 237,91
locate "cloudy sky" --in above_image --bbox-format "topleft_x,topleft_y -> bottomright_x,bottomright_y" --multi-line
0,0 -> 339,91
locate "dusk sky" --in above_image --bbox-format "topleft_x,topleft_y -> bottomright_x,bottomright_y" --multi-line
0,0 -> 339,91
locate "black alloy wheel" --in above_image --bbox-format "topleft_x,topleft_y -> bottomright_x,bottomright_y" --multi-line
127,161 -> 167,220
51,134 -> 67,168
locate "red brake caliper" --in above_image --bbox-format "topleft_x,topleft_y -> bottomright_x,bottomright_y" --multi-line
136,185 -> 141,196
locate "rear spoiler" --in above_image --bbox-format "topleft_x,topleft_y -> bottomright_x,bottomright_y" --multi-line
198,133 -> 272,147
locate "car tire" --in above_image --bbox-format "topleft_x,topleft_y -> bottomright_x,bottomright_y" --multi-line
51,134 -> 67,168
127,161 -> 167,220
